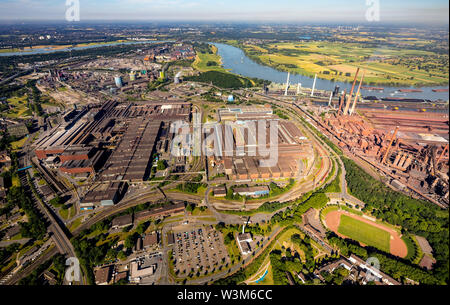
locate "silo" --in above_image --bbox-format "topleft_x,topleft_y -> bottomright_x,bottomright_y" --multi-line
129,71 -> 136,82
114,76 -> 123,88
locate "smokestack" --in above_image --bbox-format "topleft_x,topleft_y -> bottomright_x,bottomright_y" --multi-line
350,70 -> 365,115
382,126 -> 399,165
297,83 -> 302,95
338,90 -> 346,114
343,94 -> 352,116
311,74 -> 317,97
328,91 -> 333,108
284,72 -> 290,96
344,68 -> 360,115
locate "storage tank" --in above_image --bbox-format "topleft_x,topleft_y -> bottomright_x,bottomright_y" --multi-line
129,71 -> 136,82
114,76 -> 123,88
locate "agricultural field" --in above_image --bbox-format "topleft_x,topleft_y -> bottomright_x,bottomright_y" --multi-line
338,214 -> 391,253
238,41 -> 449,86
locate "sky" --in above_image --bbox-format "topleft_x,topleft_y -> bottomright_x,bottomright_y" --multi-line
0,0 -> 448,24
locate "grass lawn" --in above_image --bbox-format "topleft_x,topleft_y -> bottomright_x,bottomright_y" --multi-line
320,205 -> 339,219
197,216 -> 217,222
338,214 -> 391,253
192,44 -> 227,73
11,174 -> 20,187
69,218 -> 82,232
10,233 -> 23,241
59,207 -> 70,220
3,95 -> 32,119
69,204 -> 76,218
248,263 -> 274,285
11,137 -> 28,150
411,236 -> 425,265
402,234 -> 418,262
191,207 -> 213,217
1,259 -> 16,273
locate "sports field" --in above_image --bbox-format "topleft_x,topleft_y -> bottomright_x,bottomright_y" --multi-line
338,214 -> 390,253
324,210 -> 408,257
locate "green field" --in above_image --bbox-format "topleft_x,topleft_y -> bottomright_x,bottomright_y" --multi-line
338,214 -> 390,253
402,234 -> 419,262
238,41 -> 449,86
10,136 -> 28,150
3,95 -> 32,119
192,44 -> 228,73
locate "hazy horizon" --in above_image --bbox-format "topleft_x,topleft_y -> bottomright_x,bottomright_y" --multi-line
0,0 -> 448,25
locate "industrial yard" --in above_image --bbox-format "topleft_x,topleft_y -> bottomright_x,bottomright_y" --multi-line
0,19 -> 448,290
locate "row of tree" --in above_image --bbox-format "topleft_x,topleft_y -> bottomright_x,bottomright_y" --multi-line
342,157 -> 448,284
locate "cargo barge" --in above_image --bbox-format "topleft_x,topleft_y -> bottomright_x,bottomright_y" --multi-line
397,89 -> 423,93
361,86 -> 384,91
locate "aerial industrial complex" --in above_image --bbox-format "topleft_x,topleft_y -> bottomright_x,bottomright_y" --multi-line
0,20 -> 448,290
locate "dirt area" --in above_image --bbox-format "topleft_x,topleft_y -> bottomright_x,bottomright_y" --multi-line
324,210 -> 407,258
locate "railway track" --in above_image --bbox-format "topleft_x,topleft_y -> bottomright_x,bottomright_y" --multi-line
8,156 -> 83,285
3,247 -> 59,285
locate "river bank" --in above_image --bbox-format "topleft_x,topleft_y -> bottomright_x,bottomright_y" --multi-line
219,40 -> 449,88
212,42 -> 449,101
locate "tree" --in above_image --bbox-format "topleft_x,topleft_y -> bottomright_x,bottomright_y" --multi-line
136,222 -> 149,235
186,203 -> 195,213
157,160 -> 166,171
118,251 -> 127,261
124,233 -> 138,249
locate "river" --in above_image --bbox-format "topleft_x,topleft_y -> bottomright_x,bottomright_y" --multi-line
213,43 -> 449,102
1,40 -> 449,101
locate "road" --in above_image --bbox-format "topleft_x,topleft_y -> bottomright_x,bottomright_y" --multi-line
184,226 -> 284,285
6,85 -> 340,285
4,152 -> 84,285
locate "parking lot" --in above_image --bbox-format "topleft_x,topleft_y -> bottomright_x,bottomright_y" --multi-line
172,225 -> 230,277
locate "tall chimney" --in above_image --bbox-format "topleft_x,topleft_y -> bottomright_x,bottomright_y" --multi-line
311,74 -> 317,97
350,70 -> 365,115
284,72 -> 290,96
338,90 -> 346,114
328,91 -> 333,108
344,68 -> 360,115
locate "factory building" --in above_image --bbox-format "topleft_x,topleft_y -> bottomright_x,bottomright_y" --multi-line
209,117 -> 312,181
218,105 -> 273,121
233,186 -> 270,198
80,182 -> 127,208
